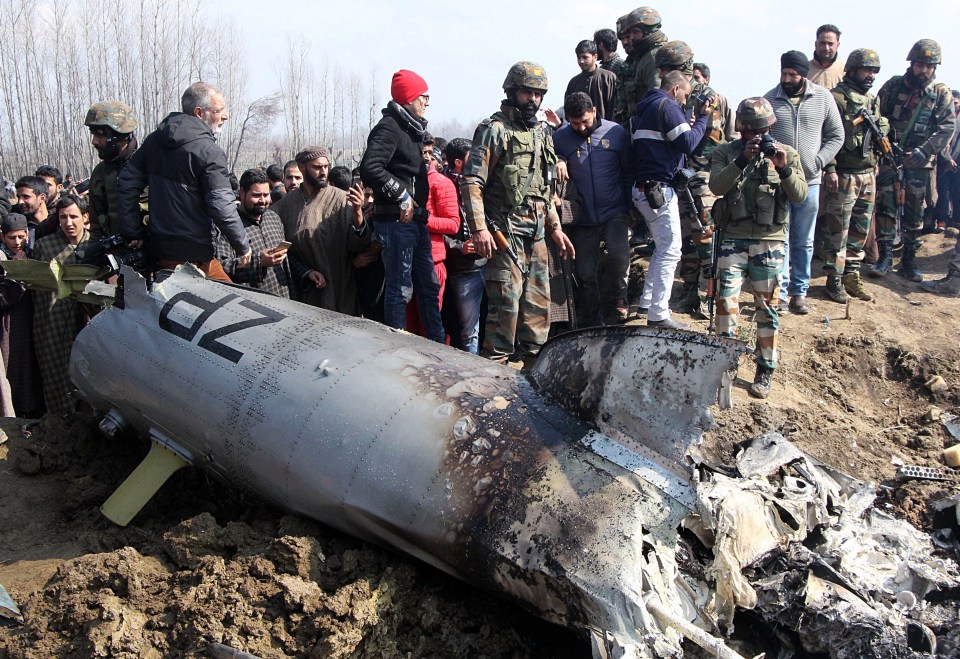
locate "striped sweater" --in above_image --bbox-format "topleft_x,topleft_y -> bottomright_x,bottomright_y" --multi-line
764,80 -> 843,184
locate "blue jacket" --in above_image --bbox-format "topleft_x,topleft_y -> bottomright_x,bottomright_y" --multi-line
553,119 -> 631,224
629,89 -> 708,184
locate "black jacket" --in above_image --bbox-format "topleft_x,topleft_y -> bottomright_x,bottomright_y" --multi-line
358,101 -> 429,219
117,112 -> 249,262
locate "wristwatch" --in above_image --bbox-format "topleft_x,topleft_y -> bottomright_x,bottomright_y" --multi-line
399,197 -> 413,212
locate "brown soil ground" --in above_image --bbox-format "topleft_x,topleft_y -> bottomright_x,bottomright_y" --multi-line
1,233 -> 958,658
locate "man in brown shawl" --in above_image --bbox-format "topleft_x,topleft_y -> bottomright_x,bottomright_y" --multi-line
272,146 -> 369,314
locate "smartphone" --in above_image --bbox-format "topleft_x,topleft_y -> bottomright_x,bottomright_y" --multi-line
352,174 -> 362,187
273,240 -> 292,252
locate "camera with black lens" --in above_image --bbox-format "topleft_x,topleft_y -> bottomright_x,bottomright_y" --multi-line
760,133 -> 778,158
671,167 -> 697,190
78,234 -> 150,276
691,91 -> 711,106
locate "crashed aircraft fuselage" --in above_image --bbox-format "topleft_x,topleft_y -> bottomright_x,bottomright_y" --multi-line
69,266 -> 750,656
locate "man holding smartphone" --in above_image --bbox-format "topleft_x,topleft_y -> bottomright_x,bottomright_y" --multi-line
215,168 -> 297,298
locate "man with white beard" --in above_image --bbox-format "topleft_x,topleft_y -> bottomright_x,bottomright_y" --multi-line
118,81 -> 251,281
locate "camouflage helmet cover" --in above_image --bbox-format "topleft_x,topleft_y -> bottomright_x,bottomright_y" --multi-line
735,97 -> 776,131
503,61 -> 549,93
907,39 -> 941,64
84,101 -> 137,134
621,6 -> 662,32
845,48 -> 881,72
655,40 -> 694,69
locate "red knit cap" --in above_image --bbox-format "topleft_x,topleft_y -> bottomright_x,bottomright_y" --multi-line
391,69 -> 428,105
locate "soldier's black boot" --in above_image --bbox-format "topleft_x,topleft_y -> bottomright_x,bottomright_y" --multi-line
749,365 -> 774,399
897,240 -> 924,283
673,281 -> 701,313
921,268 -> 960,296
868,240 -> 893,277
824,275 -> 847,303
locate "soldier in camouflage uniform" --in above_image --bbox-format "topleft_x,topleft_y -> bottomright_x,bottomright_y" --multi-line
821,49 -> 888,303
612,7 -> 667,127
84,101 -> 139,241
461,62 -> 575,363
870,39 -> 956,281
651,42 -> 736,316
709,98 -> 808,399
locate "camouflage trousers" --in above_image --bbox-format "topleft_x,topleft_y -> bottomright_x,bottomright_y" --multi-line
677,171 -> 716,285
876,165 -> 929,243
716,239 -> 785,370
821,171 -> 875,275
482,237 -> 550,362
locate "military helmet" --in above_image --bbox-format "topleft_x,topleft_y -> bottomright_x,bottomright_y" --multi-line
845,48 -> 881,72
503,61 -> 549,93
907,39 -> 942,64
84,101 -> 137,134
620,6 -> 661,32
655,40 -> 694,70
735,97 -> 776,131
615,13 -> 629,34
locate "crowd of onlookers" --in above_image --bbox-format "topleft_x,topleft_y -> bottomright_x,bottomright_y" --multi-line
3,10 -> 960,416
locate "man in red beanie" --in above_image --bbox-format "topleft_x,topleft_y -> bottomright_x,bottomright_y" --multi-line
359,70 -> 445,342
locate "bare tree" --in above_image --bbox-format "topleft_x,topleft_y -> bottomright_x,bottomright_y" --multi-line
230,92 -> 284,171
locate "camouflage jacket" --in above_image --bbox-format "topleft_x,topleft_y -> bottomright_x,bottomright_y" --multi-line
460,104 -> 560,240
709,140 -> 807,242
826,78 -> 889,174
878,73 -> 956,168
685,82 -> 737,170
613,31 -> 667,127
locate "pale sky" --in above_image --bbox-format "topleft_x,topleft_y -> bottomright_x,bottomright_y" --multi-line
232,0 -> 959,131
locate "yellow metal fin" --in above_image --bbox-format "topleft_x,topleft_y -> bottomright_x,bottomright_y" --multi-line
100,440 -> 190,526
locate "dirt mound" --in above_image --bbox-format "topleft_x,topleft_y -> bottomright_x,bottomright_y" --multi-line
2,236 -> 959,657
0,416 -> 582,658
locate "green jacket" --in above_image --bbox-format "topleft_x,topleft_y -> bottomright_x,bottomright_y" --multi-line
461,104 -> 560,239
685,81 -> 736,171
878,73 -> 956,168
826,78 -> 889,174
613,31 -> 666,127
709,140 -> 807,242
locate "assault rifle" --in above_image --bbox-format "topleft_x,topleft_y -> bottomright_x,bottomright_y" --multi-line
486,219 -> 528,281
853,108 -> 906,221
705,222 -> 721,334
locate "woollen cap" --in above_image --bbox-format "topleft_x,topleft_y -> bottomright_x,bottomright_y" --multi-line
295,146 -> 329,163
391,70 -> 428,105
1,212 -> 27,233
780,50 -> 810,77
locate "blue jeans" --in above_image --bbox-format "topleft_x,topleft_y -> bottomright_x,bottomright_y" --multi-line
445,267 -> 486,354
374,220 -> 444,342
568,214 -> 630,327
780,183 -> 820,298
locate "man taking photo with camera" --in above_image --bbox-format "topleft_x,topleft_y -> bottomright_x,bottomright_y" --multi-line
629,70 -> 713,328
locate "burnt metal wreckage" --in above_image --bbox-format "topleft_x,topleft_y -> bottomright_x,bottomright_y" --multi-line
4,259 -> 959,658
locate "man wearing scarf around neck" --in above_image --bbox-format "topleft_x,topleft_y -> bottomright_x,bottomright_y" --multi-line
359,69 -> 444,342
461,61 -> 574,365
